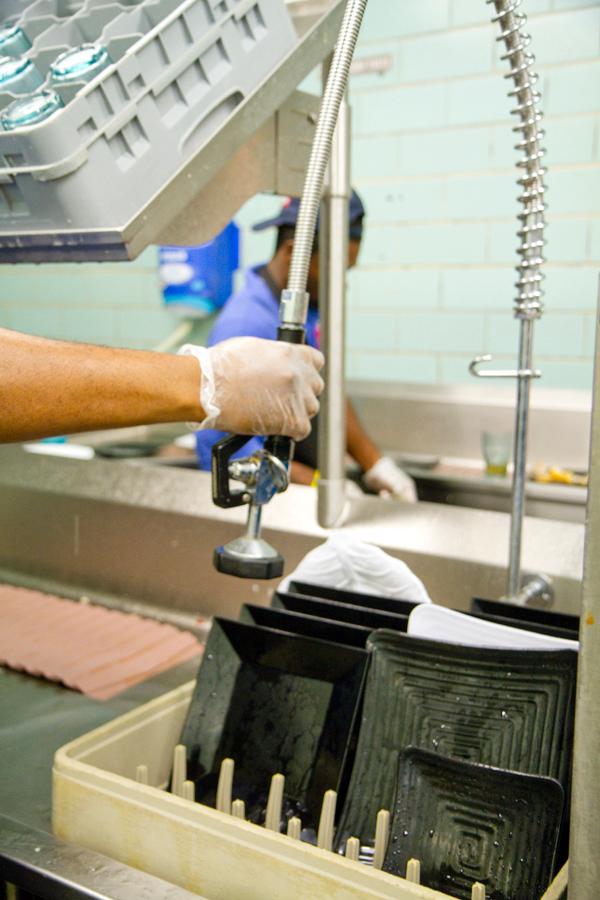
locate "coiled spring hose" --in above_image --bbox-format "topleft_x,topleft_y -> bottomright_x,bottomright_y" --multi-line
489,0 -> 547,596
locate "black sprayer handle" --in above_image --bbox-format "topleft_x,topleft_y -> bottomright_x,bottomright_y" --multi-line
263,324 -> 307,466
212,433 -> 253,508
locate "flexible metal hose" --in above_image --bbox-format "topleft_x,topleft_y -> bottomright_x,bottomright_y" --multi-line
490,0 -> 547,320
287,0 -> 368,294
489,0 -> 548,597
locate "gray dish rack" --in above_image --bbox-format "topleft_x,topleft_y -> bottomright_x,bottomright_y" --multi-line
0,0 -> 296,257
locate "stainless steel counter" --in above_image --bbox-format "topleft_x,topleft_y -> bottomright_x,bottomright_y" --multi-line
0,445 -> 584,615
0,662 -> 201,899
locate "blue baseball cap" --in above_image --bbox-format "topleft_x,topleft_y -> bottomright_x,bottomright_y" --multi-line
253,190 -> 365,241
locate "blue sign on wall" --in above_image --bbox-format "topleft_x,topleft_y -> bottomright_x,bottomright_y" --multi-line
159,221 -> 240,317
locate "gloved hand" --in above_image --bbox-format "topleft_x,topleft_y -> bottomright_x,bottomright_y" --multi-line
179,338 -> 324,441
363,456 -> 418,503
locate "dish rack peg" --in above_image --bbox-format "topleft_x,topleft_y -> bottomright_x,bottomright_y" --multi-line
231,799 -> 245,819
317,790 -> 337,851
345,837 -> 360,861
373,809 -> 390,869
265,774 -> 285,831
287,816 -> 301,840
216,758 -> 234,814
405,858 -> 421,884
171,744 -> 187,797
135,764 -> 148,785
471,884 -> 486,900
182,780 -> 195,802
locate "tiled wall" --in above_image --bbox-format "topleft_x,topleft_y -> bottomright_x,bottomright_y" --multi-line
344,0 -> 600,390
0,0 -> 598,391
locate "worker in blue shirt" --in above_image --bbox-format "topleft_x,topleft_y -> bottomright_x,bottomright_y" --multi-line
195,192 -> 417,501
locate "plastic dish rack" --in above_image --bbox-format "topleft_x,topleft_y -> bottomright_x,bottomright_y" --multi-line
0,0 -> 296,238
52,681 -> 567,900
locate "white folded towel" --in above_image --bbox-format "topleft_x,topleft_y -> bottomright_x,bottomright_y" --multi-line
280,532 -> 431,604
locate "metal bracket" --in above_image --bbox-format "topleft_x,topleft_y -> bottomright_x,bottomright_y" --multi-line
469,354 -> 542,381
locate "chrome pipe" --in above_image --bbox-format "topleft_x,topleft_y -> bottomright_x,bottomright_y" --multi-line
569,301 -> 600,899
287,0 -> 368,299
317,75 -> 350,529
508,318 -> 534,595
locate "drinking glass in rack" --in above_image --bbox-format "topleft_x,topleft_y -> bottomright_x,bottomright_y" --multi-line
1,88 -> 64,131
50,43 -> 111,85
0,24 -> 31,56
0,55 -> 43,94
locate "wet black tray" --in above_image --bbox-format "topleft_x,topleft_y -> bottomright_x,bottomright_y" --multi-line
470,597 -> 579,640
272,591 -> 409,632
288,580 -> 419,615
384,747 -> 563,900
240,604 -> 370,649
180,618 -> 367,830
337,630 -> 576,849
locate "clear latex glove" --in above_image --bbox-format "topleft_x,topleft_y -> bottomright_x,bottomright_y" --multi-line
179,337 -> 324,441
363,456 -> 418,503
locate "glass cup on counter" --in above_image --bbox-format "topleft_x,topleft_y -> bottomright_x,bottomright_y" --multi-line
481,431 -> 512,477
50,43 -> 111,85
0,24 -> 31,56
1,88 -> 64,131
0,55 -> 43,95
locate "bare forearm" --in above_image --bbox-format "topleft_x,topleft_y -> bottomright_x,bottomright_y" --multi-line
0,329 -> 202,443
346,399 -> 381,472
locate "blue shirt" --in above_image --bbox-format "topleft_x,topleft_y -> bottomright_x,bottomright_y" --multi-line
195,266 -> 320,470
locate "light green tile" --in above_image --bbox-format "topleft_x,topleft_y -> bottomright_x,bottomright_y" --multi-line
0,272 -> 44,303
360,180 -> 446,223
346,311 -> 398,350
359,0 -> 450,42
547,169 -> 600,215
354,82 -> 448,134
115,307 -> 177,348
401,126 -> 493,176
352,136 -> 399,179
588,219 -> 600,261
583,314 -> 598,356
349,42 -> 401,91
402,26 -> 494,81
545,61 -> 600,115
486,312 -> 585,356
365,222 -> 488,268
489,219 -> 589,264
529,8 -> 600,64
10,306 -> 63,339
544,266 -> 599,311
348,350 -> 437,383
446,174 -> 517,219
536,359 -> 594,390
441,268 -> 514,309
60,307 -> 117,344
447,74 -> 512,126
353,268 -> 439,310
397,311 -> 485,353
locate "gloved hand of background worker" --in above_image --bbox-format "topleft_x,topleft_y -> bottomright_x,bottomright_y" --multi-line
180,337 -> 324,441
363,456 -> 418,503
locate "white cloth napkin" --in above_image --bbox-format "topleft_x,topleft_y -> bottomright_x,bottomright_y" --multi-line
280,532 -> 431,604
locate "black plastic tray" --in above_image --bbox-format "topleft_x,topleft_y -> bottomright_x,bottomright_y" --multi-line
470,597 -> 579,640
384,747 -> 563,900
272,591 -> 409,632
337,629 -> 576,850
240,603 -> 370,649
288,580 -> 419,616
180,618 -> 367,830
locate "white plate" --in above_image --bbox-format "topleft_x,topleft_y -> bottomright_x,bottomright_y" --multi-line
408,604 -> 578,651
